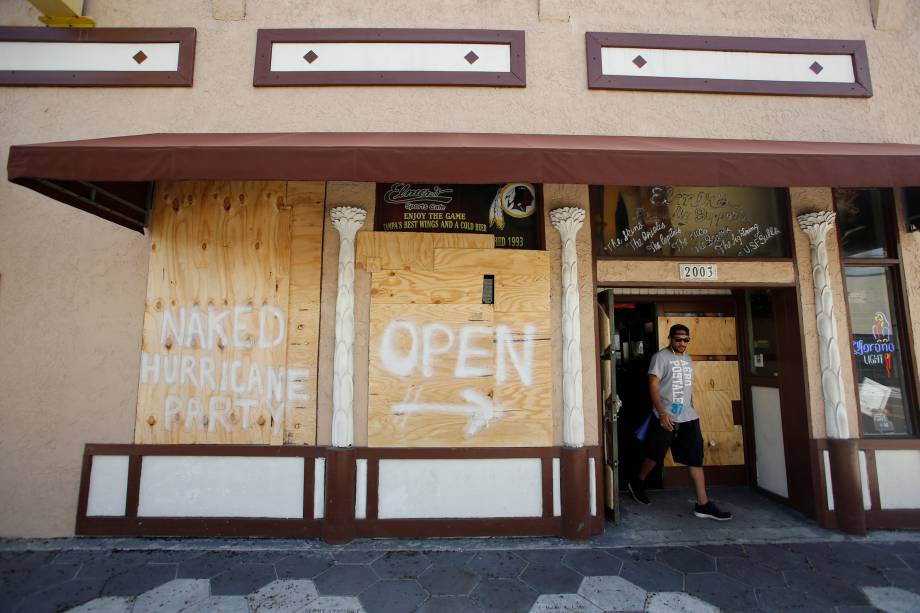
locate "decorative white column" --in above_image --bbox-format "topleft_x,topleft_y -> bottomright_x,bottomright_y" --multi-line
798,211 -> 849,439
550,207 -> 586,448
330,206 -> 367,448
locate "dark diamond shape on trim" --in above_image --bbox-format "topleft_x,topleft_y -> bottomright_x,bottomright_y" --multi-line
810,61 -> 824,74
132,50 -> 148,64
633,55 -> 647,69
304,50 -> 319,64
465,50 -> 479,64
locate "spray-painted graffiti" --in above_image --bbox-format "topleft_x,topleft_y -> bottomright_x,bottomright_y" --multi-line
377,320 -> 537,437
141,305 -> 308,435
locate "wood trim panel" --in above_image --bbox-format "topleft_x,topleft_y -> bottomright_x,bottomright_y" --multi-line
77,517 -> 323,538
586,32 -> 871,97
864,448 -> 883,512
865,509 -> 920,529
541,457 -> 554,518
254,28 -> 525,87
77,444 -> 603,539
356,517 -> 562,538
125,455 -> 142,518
356,447 -> 562,460
0,27 -> 196,87
85,444 -> 327,457
814,438 -> 920,450
303,456 -> 315,522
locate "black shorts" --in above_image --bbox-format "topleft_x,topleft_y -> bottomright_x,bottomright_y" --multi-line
645,417 -> 704,467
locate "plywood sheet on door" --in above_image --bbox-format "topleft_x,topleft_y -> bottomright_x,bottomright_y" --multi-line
657,317 -> 736,356
366,233 -> 552,447
693,361 -> 740,398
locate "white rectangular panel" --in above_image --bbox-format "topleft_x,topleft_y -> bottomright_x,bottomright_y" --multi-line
589,457 -> 597,516
859,450 -> 871,510
0,42 -> 180,72
824,449 -> 834,511
751,386 -> 788,498
602,47 -> 855,83
552,457 -> 561,517
86,455 -> 129,517
378,458 -> 542,519
355,458 -> 367,520
314,458 -> 325,519
137,456 -> 304,518
876,450 -> 920,509
271,43 -> 511,73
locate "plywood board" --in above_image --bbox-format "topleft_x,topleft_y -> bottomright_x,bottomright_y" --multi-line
695,390 -> 735,432
494,273 -> 551,313
357,232 -> 492,272
367,303 -> 552,447
693,361 -> 740,399
434,248 -> 550,275
135,181 -> 292,445
657,316 -> 737,356
703,427 -> 745,466
370,271 -> 483,305
284,182 -> 326,445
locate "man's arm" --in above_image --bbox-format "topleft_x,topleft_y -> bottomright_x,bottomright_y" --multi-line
648,374 -> 674,431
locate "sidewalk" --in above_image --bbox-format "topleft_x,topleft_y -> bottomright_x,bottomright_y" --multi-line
2,487 -> 919,612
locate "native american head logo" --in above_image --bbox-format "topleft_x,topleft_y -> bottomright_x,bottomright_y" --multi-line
488,183 -> 536,230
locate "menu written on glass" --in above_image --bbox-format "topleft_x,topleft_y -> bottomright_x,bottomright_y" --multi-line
598,186 -> 786,258
375,183 -> 540,249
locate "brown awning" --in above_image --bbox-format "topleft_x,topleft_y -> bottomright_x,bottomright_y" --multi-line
9,132 -> 920,232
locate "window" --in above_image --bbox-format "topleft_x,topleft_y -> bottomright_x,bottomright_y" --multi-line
745,290 -> 779,377
592,186 -> 789,258
835,188 -> 916,436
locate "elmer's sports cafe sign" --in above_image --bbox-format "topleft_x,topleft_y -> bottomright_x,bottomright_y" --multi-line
375,183 -> 540,249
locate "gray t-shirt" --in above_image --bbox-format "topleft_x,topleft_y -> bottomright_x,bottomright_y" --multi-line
648,347 -> 698,423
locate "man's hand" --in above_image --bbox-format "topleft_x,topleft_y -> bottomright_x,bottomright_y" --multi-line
659,412 -> 674,432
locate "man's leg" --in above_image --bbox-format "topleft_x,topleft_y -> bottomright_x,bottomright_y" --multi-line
637,457 -> 657,481
688,466 -> 708,505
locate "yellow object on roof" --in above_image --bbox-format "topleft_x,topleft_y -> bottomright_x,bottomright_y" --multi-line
27,0 -> 95,27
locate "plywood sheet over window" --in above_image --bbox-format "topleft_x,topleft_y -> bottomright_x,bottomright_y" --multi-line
135,180 -> 324,445
361,232 -> 553,447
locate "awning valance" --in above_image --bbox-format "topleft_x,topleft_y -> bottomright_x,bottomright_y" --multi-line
9,132 -> 920,232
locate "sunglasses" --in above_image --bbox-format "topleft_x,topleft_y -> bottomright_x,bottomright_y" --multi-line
671,337 -> 691,343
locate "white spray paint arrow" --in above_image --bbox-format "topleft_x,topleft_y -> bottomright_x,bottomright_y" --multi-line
392,389 -> 508,437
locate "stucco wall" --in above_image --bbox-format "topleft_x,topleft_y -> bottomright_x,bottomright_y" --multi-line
1,0 -> 920,536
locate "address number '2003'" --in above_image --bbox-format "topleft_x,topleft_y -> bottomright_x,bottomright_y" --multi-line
679,263 -> 718,281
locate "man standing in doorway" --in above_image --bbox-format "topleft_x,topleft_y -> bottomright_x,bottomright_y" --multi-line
628,324 -> 733,520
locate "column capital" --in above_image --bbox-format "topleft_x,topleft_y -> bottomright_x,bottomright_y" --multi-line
330,206 -> 367,238
550,206 -> 586,238
797,210 -> 836,244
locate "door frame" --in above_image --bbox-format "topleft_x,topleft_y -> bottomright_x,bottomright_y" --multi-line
595,287 -> 816,519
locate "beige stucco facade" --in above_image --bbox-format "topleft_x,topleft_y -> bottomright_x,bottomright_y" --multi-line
1,0 -> 920,536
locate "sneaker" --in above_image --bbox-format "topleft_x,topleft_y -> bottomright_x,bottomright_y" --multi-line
628,478 -> 651,505
694,501 -> 732,521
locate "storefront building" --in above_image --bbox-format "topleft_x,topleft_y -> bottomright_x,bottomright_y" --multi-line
1,1 -> 920,542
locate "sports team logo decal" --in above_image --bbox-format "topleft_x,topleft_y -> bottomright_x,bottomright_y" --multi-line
489,183 -> 536,230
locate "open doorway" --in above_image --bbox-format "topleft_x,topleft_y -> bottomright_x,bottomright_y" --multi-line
598,288 -> 816,526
